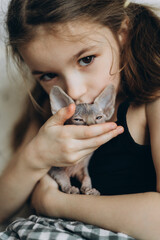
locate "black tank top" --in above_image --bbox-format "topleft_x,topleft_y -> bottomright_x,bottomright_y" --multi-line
89,100 -> 156,195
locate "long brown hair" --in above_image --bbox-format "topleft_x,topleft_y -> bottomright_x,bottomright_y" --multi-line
6,0 -> 160,151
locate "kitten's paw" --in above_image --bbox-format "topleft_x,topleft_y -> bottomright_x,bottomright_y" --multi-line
69,186 -> 80,194
62,186 -> 80,194
83,188 -> 100,196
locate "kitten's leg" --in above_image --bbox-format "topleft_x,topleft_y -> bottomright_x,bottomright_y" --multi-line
76,167 -> 100,195
49,167 -> 79,194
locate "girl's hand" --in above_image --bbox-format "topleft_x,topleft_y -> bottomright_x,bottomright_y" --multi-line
31,174 -> 63,217
28,103 -> 123,172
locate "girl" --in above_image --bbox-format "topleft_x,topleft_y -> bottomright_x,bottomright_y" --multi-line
0,0 -> 160,239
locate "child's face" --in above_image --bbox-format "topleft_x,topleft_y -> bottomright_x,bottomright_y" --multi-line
20,21 -> 122,104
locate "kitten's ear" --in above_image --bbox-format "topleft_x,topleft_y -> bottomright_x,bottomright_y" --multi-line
49,86 -> 74,115
94,84 -> 116,120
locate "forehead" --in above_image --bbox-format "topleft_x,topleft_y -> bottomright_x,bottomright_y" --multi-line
21,21 -> 115,52
19,21 -> 117,69
36,20 -> 110,41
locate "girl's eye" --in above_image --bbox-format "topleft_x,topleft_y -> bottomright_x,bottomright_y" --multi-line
40,73 -> 57,81
78,55 -> 95,66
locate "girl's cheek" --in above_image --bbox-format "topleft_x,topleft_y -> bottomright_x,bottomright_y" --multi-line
39,80 -> 59,94
39,82 -> 51,94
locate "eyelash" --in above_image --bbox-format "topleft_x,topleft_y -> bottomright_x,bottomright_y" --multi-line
78,55 -> 95,66
39,55 -> 96,82
39,73 -> 57,82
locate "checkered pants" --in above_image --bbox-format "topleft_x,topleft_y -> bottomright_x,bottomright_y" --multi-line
0,215 -> 135,240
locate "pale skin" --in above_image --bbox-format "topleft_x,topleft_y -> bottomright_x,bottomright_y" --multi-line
0,20 -> 160,240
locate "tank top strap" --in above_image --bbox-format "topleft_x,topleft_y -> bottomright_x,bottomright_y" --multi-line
116,99 -> 130,125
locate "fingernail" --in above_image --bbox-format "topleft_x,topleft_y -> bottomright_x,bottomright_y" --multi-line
110,123 -> 117,129
117,126 -> 124,133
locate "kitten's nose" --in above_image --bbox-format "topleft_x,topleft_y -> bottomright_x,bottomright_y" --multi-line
86,116 -> 95,126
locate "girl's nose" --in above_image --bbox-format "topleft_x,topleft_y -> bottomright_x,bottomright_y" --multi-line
64,72 -> 87,102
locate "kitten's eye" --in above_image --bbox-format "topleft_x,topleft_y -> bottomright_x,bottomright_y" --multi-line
74,118 -> 84,122
40,73 -> 57,81
96,116 -> 102,120
78,55 -> 95,66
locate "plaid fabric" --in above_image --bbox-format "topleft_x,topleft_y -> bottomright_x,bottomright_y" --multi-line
0,215 -> 136,240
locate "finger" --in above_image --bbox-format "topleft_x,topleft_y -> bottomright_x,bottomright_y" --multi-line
53,127 -> 123,166
65,122 -> 119,139
63,126 -> 124,165
76,126 -> 124,150
47,103 -> 76,126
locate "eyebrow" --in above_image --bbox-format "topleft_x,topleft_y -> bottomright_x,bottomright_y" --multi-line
72,45 -> 96,60
32,45 -> 97,75
32,70 -> 45,75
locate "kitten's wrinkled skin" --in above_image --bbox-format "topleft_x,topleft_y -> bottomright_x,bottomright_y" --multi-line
49,85 -> 116,195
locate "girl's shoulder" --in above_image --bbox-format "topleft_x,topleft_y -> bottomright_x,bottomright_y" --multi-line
134,97 -> 160,145
126,97 -> 160,145
127,97 -> 160,128
146,97 -> 160,115
146,97 -> 160,133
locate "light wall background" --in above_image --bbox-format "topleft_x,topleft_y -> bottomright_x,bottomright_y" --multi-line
0,0 -> 27,173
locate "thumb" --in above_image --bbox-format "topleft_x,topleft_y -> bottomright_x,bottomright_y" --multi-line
49,103 -> 76,125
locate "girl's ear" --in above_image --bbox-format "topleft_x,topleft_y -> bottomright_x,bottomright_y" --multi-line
49,86 -> 74,115
118,17 -> 129,46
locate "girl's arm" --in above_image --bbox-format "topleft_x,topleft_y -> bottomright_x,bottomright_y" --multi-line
0,104 -> 122,223
32,174 -> 160,240
0,121 -> 43,223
